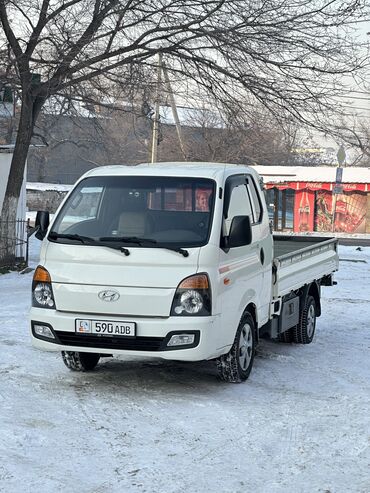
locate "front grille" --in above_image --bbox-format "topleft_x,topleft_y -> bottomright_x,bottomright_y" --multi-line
56,331 -> 164,351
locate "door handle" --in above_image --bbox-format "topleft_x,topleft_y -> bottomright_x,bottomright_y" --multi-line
260,247 -> 265,265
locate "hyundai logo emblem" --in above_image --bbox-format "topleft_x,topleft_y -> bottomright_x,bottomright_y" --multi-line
98,290 -> 120,302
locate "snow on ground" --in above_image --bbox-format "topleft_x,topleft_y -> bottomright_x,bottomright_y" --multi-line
0,239 -> 369,493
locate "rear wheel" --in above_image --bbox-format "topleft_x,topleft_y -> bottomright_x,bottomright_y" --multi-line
216,312 -> 256,383
292,295 -> 316,344
61,351 -> 100,371
277,295 -> 316,344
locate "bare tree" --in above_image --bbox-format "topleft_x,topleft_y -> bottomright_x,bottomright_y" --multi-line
30,112 -> 98,182
157,105 -> 298,164
88,106 -> 151,165
28,103 -> 152,182
0,79 -> 17,144
0,0 -> 368,263
331,118 -> 370,166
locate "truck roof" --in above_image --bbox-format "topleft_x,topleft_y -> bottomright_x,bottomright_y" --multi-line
83,162 -> 256,181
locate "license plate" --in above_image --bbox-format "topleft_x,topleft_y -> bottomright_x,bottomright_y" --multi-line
75,319 -> 136,337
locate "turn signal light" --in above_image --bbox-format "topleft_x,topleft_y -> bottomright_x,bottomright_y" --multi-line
178,274 -> 209,290
33,266 -> 51,283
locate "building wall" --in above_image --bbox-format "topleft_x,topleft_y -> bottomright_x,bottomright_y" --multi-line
314,191 -> 368,234
26,189 -> 68,213
0,150 -> 27,262
267,183 -> 370,234
0,150 -> 26,221
0,152 -> 11,211
365,195 -> 370,234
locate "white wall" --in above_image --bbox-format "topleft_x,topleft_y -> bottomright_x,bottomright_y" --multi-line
0,150 -> 27,221
0,150 -> 27,260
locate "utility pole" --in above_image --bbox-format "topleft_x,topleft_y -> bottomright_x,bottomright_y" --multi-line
151,53 -> 162,163
162,62 -> 187,160
332,145 -> 346,232
150,54 -> 187,163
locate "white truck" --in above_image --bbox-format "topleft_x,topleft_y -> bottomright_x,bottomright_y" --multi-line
30,163 -> 339,382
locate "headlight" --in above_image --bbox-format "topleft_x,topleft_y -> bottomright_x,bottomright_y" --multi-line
171,274 -> 211,316
33,283 -> 55,307
32,266 -> 56,309
178,290 -> 203,314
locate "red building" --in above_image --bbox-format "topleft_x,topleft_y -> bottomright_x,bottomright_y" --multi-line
252,166 -> 370,234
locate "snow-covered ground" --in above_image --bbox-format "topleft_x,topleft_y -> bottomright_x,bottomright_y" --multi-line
0,239 -> 369,493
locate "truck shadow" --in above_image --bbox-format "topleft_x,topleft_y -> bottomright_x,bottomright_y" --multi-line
65,356 -> 223,396
59,339 -> 299,397
255,338 -> 298,363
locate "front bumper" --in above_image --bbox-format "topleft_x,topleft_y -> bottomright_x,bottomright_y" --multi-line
30,308 -> 228,361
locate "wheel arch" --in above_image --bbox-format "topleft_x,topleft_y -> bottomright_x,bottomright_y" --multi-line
242,303 -> 258,341
307,281 -> 321,317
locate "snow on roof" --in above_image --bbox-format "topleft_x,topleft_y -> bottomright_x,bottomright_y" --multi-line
0,144 -> 16,153
251,165 -> 370,184
27,182 -> 73,192
0,144 -> 46,152
160,106 -> 223,128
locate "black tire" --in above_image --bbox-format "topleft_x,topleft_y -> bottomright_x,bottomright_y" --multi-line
216,312 -> 256,383
291,295 -> 316,344
61,351 -> 100,371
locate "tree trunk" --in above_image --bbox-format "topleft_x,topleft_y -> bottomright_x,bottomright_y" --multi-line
0,194 -> 18,267
0,93 -> 42,266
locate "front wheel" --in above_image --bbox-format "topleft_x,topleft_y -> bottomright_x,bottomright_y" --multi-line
216,312 -> 256,383
61,351 -> 100,371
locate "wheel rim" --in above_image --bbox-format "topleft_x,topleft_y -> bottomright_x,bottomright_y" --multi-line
307,304 -> 316,338
239,323 -> 253,371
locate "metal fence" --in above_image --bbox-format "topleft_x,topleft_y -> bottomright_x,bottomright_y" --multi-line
0,219 -> 30,267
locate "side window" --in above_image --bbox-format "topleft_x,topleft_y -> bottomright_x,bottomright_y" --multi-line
248,177 -> 263,224
225,184 -> 253,235
148,185 -> 213,212
56,186 -> 103,233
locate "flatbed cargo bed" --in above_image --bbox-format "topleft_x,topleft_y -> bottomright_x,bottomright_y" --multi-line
272,235 -> 339,298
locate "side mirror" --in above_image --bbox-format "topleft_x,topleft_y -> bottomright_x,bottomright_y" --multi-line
35,211 -> 50,240
227,215 -> 252,248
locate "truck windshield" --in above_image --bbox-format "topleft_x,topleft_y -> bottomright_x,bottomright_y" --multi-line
50,175 -> 216,248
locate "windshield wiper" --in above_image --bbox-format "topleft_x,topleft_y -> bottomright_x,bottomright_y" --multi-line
49,232 -> 97,244
161,246 -> 189,257
49,233 -> 188,257
99,236 -> 189,257
49,232 -> 131,255
99,236 -> 157,245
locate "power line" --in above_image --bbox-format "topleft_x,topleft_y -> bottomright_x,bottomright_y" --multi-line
338,105 -> 370,111
340,96 -> 369,101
